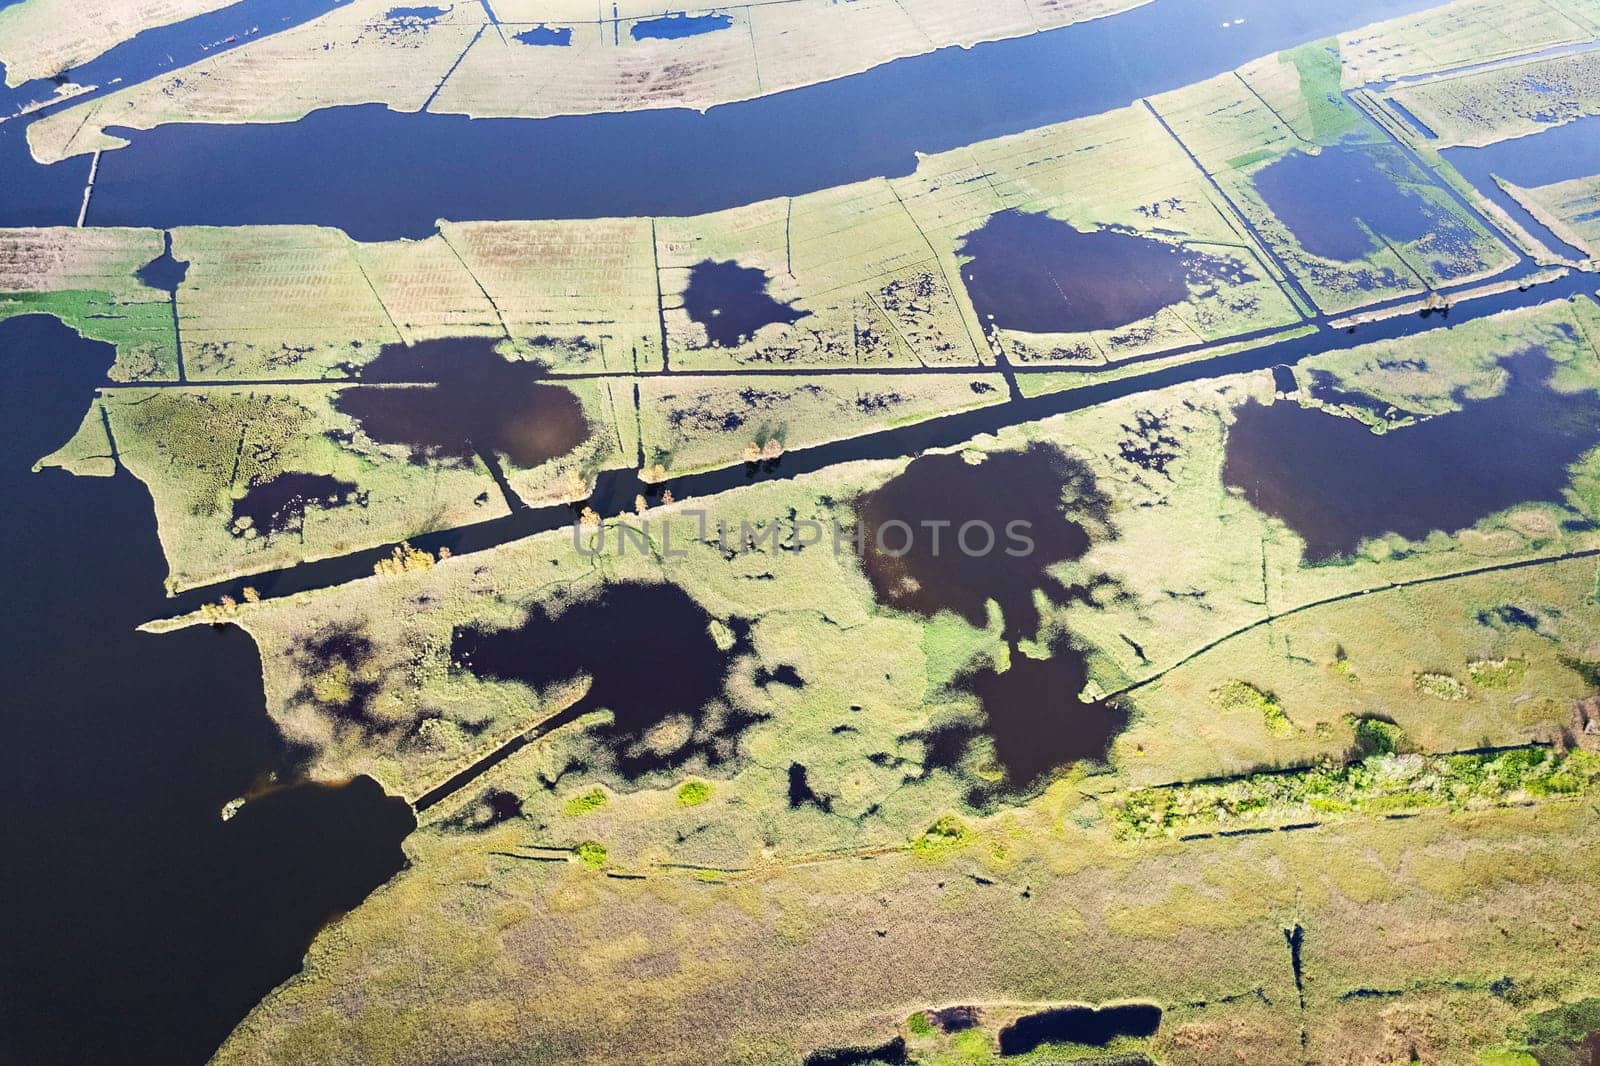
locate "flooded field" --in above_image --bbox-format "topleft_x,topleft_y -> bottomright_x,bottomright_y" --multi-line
957,209 -> 1246,334
1442,114 -> 1600,258
1252,145 -> 1439,261
333,338 -> 590,470
1223,348 -> 1600,561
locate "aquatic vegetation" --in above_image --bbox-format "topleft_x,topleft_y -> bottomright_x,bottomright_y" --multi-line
1469,658 -> 1529,690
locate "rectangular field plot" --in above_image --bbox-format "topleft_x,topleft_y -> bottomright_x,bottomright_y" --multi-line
1507,174 -> 1600,257
437,220 -> 664,373
1384,47 -> 1600,148
174,226 -> 401,380
1338,0 -> 1600,86
1154,47 -> 1519,314
0,227 -> 179,381
888,103 -> 1303,367
636,371 -> 1006,474
655,185 -> 983,372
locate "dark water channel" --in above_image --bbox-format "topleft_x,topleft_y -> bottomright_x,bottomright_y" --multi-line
0,0 -> 1442,237
0,315 -> 413,1064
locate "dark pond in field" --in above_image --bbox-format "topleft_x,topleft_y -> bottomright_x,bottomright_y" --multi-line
333,337 -> 591,469
1252,144 -> 1439,261
631,12 -> 733,40
2,0 -> 1444,237
134,231 -> 189,292
803,1036 -> 909,1066
0,314 -> 413,1065
513,24 -> 572,46
451,582 -> 761,780
385,4 -> 447,18
854,444 -> 1109,643
1443,114 -> 1600,260
956,209 -> 1250,334
1223,347 -> 1600,562
927,1006 -> 982,1032
230,471 -> 363,537
958,640 -> 1130,796
681,260 -> 808,347
998,1003 -> 1163,1056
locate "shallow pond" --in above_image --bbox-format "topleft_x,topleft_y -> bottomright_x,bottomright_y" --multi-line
681,259 -> 808,347
1223,347 -> 1600,561
998,1003 -> 1162,1056
229,471 -> 363,537
630,13 -> 732,40
959,641 -> 1130,796
450,582 -> 760,780
957,209 -> 1247,334
333,337 -> 591,470
1252,144 -> 1439,261
854,444 -> 1107,642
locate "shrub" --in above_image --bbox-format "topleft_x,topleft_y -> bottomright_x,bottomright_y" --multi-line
676,780 -> 712,807
576,841 -> 607,869
1214,680 -> 1294,736
563,788 -> 608,817
912,816 -> 972,859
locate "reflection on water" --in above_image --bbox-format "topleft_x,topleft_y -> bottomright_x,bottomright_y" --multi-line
1224,347 -> 1600,561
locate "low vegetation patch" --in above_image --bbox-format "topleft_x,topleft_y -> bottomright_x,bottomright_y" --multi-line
1114,747 -> 1600,839
1214,680 -> 1294,736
